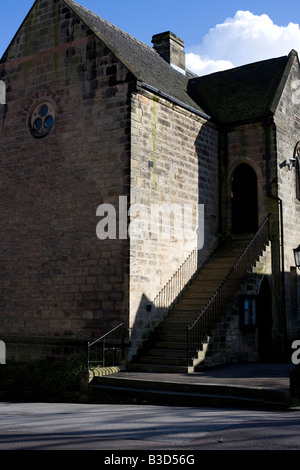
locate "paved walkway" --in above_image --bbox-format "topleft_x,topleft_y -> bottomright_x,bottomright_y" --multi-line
115,362 -> 294,391
1,400 -> 300,450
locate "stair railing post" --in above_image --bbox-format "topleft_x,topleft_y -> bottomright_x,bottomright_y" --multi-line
87,321 -> 124,370
103,336 -> 105,368
187,325 -> 190,367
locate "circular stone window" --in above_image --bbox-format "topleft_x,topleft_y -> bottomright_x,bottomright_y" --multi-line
30,101 -> 56,137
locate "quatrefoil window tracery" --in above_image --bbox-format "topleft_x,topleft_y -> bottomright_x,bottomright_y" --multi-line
30,101 -> 55,137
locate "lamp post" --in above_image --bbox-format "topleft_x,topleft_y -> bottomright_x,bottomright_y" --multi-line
294,245 -> 300,270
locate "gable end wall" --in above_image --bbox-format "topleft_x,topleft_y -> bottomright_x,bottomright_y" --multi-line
0,0 -> 134,359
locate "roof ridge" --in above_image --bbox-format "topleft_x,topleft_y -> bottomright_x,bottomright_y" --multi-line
63,0 -> 207,114
64,0 -> 164,75
66,0 -> 156,53
191,54 -> 289,83
189,52 -> 292,125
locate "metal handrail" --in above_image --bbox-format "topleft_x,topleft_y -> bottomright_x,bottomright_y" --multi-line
187,214 -> 271,367
87,321 -> 124,369
153,248 -> 198,309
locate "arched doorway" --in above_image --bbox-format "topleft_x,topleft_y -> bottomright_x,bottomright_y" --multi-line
231,163 -> 258,234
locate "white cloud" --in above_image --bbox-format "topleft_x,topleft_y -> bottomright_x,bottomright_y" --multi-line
186,11 -> 300,76
186,53 -> 234,76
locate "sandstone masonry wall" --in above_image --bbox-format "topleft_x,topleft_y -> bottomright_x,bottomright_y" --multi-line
129,89 -> 219,354
274,54 -> 300,342
0,0 -> 133,355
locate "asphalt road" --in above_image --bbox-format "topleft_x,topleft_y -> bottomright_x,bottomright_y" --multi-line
0,402 -> 300,452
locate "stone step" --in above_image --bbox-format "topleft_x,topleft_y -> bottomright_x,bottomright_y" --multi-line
154,341 -> 186,350
156,325 -> 194,336
89,372 -> 291,410
162,312 -> 200,321
155,332 -> 187,342
161,318 -> 199,326
174,297 -> 211,304
172,299 -> 208,307
190,274 -> 224,283
181,290 -> 217,298
157,319 -> 191,327
147,342 -> 208,357
169,308 -> 203,315
170,306 -> 204,314
147,348 -> 186,358
179,286 -> 214,294
129,236 -> 258,373
127,363 -> 188,373
137,355 -> 187,366
148,343 -> 203,357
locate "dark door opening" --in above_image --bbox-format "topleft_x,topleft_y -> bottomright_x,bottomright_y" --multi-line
231,163 -> 258,234
257,277 -> 273,361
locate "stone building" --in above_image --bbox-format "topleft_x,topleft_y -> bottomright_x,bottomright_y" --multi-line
0,0 -> 299,370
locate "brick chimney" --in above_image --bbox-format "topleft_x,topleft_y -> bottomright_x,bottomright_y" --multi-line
152,31 -> 186,75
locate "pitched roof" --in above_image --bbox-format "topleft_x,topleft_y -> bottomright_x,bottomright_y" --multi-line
2,0 -> 296,124
188,52 -> 296,125
64,0 -> 207,116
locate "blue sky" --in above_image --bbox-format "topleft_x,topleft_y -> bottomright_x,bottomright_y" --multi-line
1,0 -> 300,75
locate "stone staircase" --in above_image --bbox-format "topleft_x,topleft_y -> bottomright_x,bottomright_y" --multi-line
128,237 -> 254,374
